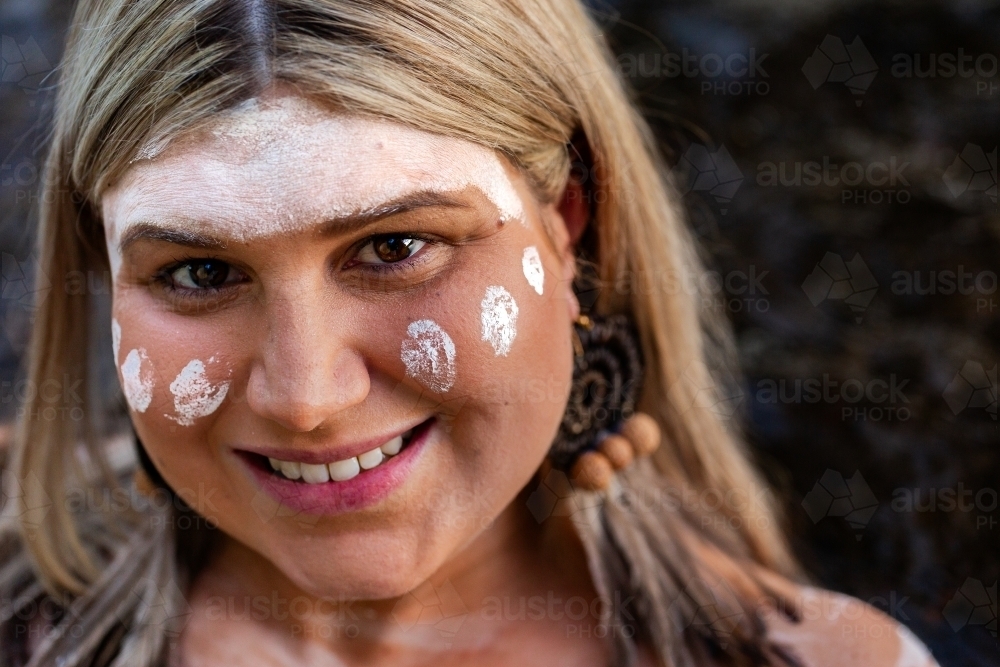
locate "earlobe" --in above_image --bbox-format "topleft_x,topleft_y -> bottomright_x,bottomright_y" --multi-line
567,288 -> 580,322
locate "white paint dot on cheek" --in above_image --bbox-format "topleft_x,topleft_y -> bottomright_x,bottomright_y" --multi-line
111,319 -> 122,365
480,286 -> 518,356
521,246 -> 544,295
167,359 -> 230,426
400,320 -> 456,393
121,348 -> 153,413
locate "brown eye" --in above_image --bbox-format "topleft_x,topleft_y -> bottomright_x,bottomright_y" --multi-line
357,235 -> 426,265
169,260 -> 239,289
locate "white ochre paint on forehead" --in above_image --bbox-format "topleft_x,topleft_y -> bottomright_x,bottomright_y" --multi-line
102,96 -> 525,279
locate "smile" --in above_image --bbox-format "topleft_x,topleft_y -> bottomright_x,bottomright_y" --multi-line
266,427 -> 412,483
235,417 -> 436,515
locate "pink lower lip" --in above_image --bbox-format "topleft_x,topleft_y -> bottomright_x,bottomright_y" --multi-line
236,420 -> 433,516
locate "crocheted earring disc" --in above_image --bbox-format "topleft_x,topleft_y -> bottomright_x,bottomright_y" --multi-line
549,314 -> 643,469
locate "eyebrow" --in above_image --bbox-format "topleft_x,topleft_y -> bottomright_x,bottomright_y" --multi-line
117,190 -> 471,255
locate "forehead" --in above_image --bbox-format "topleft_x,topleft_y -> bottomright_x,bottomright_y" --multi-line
101,96 -> 523,244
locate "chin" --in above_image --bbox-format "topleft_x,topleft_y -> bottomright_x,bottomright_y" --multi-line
267,536 -> 443,601
289,565 -> 433,602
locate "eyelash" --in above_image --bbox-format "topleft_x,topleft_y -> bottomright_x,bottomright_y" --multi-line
151,254 -> 238,298
151,234 -> 436,299
345,234 -> 435,274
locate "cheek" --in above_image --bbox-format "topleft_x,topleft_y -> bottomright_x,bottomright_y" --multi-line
112,299 -> 234,442
359,238 -> 572,489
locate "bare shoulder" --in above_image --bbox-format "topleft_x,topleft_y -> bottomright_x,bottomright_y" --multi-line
757,572 -> 940,667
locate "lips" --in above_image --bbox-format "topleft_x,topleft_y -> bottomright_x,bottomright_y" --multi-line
234,417 -> 435,516
266,428 -> 412,483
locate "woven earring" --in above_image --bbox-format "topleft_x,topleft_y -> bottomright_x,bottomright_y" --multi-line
548,313 -> 661,491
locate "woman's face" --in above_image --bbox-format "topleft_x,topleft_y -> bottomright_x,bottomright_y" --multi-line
101,95 -> 579,599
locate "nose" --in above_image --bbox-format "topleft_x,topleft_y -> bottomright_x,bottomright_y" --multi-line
246,290 -> 370,433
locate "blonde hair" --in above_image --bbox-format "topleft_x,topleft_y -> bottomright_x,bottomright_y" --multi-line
2,0 -> 800,664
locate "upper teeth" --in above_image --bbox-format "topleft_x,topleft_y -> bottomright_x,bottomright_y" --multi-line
267,432 -> 409,483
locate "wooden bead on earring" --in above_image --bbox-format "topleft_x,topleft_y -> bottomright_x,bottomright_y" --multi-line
599,434 -> 634,470
621,412 -> 661,457
571,450 -> 614,491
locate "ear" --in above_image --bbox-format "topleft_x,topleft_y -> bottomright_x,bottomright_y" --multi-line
557,177 -> 588,248
544,177 -> 589,323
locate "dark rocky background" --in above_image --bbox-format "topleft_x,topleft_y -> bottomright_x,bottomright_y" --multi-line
1,0 -> 997,664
